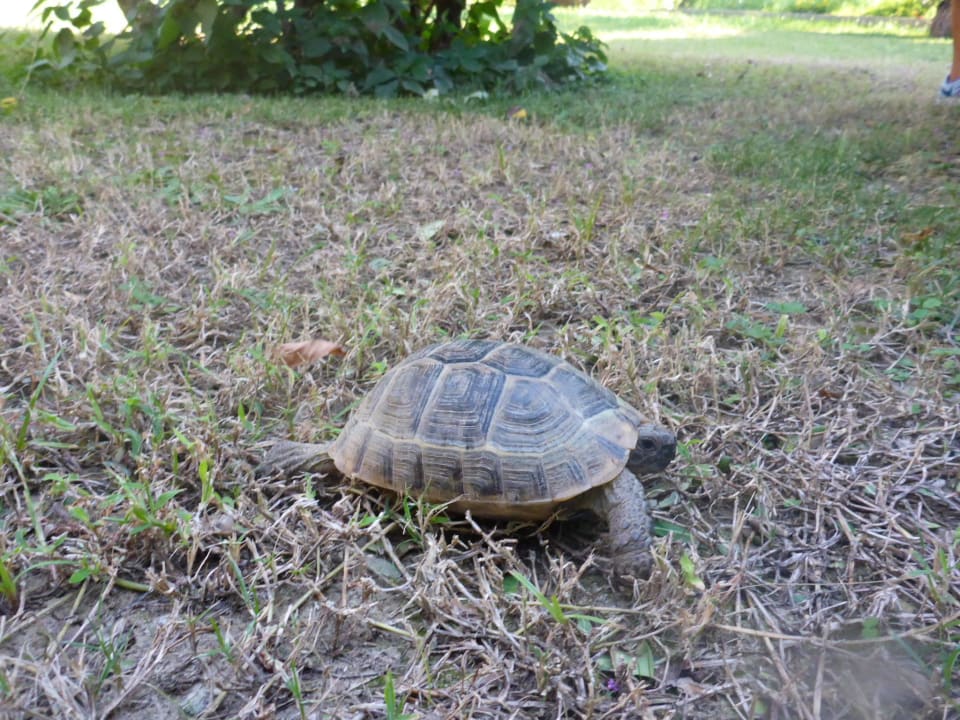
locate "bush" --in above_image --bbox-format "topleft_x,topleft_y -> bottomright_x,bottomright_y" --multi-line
864,0 -> 933,16
26,0 -> 607,96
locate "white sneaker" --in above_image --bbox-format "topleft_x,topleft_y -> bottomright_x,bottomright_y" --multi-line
940,74 -> 960,100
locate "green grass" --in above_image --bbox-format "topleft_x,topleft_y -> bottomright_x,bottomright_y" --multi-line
554,8 -> 945,65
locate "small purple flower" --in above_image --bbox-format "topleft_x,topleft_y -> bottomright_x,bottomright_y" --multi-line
605,678 -> 621,694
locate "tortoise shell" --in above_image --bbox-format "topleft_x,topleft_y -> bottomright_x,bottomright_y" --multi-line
330,339 -> 651,520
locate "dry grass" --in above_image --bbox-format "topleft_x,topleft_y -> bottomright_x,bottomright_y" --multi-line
0,48 -> 958,720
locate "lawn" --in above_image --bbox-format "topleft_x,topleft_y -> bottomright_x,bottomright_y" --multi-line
1,7 -> 958,719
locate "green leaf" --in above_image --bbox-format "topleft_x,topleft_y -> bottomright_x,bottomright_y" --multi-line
680,552 -> 705,591
83,21 -> 106,40
944,645 -> 960,695
259,45 -> 292,67
364,64 -> 395,88
544,596 -> 567,624
156,489 -> 183,507
653,519 -> 692,543
69,567 -> 94,584
71,7 -> 93,28
508,570 -> 541,597
373,79 -> 399,98
633,643 -> 656,678
116,0 -> 142,23
399,78 -> 424,95
381,24 -> 409,51
570,614 -> 606,631
860,617 -> 881,639
17,350 -> 63,453
765,301 -> 807,314
596,653 -> 614,672
774,313 -> 789,339
609,643 -> 657,679
53,28 -> 77,66
361,0 -> 390,34
507,571 -> 568,624
196,0 -> 219,42
69,505 -> 92,525
156,11 -> 181,51
300,36 -> 333,59
384,670 -> 414,720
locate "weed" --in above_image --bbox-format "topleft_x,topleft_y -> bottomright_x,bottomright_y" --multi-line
384,670 -> 415,720
286,662 -> 307,720
944,645 -> 960,699
598,642 -> 657,680
0,184 -> 82,220
506,571 -> 569,625
724,313 -> 785,348
224,187 -> 291,216
0,555 -> 18,609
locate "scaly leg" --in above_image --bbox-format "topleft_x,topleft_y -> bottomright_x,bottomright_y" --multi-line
256,441 -> 336,478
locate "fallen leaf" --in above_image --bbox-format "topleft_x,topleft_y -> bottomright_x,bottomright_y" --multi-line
674,676 -> 712,698
899,227 -> 934,246
417,220 -> 445,243
276,339 -> 346,367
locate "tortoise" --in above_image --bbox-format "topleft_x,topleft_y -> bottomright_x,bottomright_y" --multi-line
258,339 -> 677,579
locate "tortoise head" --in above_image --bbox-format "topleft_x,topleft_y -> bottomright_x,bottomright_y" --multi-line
626,424 -> 676,475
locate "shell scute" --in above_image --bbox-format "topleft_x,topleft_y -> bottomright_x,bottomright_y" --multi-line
418,339 -> 501,364
418,363 -> 504,449
498,458 -> 550,503
488,376 -> 582,453
391,442 -> 425,492
548,364 -> 620,418
459,451 -> 503,499
481,343 -> 559,377
353,359 -> 442,439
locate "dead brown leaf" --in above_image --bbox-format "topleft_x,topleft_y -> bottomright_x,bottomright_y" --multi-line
276,339 -> 346,367
899,227 -> 935,247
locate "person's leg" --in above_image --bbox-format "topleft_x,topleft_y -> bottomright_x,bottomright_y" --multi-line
951,0 -> 960,81
941,0 -> 960,96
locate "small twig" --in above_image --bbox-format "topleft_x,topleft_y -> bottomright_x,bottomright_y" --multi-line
285,521 -> 401,617
367,619 -> 418,640
0,593 -> 73,647
711,607 -> 960,647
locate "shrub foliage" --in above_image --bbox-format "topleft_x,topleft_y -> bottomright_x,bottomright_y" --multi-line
29,0 -> 607,95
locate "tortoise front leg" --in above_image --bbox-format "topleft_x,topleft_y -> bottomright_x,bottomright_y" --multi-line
598,468 -> 653,580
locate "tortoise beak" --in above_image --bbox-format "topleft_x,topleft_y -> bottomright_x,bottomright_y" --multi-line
659,433 -> 677,466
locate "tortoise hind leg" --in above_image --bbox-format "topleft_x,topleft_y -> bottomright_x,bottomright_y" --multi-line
256,440 -> 336,478
596,469 -> 653,580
